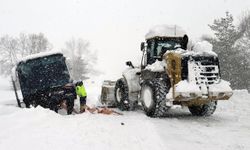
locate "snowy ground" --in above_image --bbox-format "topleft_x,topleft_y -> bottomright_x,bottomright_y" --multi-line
0,76 -> 249,150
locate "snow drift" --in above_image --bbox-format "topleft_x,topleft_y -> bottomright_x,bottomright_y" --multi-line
0,76 -> 249,150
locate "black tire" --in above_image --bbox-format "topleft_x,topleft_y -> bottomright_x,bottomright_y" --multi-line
114,78 -> 130,111
188,101 -> 217,116
141,79 -> 170,117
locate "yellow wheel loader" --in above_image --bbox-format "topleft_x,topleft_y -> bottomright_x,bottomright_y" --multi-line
101,25 -> 233,117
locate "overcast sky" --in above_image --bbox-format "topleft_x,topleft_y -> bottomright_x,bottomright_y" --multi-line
0,0 -> 250,79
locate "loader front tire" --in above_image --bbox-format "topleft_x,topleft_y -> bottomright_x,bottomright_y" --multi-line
188,101 -> 217,116
114,78 -> 130,111
141,79 -> 169,117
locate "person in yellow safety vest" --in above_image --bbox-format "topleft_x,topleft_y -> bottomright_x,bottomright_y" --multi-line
75,81 -> 87,113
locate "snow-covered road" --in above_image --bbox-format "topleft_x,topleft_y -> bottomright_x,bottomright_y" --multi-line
0,77 -> 249,150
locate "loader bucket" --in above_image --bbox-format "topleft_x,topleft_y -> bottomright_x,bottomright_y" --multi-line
100,80 -> 116,106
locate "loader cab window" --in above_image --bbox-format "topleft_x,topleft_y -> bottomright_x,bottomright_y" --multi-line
146,38 -> 182,64
157,40 -> 181,55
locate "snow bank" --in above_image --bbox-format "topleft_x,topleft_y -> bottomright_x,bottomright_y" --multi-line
145,25 -> 186,39
145,60 -> 166,72
0,105 -> 166,150
0,76 -> 250,150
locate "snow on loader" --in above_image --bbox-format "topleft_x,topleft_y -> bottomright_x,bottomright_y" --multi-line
11,51 -> 77,114
101,25 -> 233,117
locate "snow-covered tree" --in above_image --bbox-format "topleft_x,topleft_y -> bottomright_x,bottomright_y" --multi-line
0,35 -> 19,75
234,11 -> 250,90
19,33 -> 52,56
206,12 -> 250,90
0,33 -> 52,76
62,38 -> 97,80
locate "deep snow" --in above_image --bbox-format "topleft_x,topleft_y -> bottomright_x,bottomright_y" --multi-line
0,76 -> 249,150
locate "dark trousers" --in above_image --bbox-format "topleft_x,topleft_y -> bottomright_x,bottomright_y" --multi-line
80,96 -> 87,105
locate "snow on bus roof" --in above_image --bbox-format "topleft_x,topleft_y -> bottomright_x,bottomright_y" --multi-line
18,50 -> 63,63
12,50 -> 63,80
145,25 -> 186,40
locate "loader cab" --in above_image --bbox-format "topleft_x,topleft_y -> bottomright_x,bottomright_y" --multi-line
145,35 -> 188,65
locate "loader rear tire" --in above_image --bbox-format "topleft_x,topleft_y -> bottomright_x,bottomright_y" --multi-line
114,78 -> 130,111
188,101 -> 217,116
